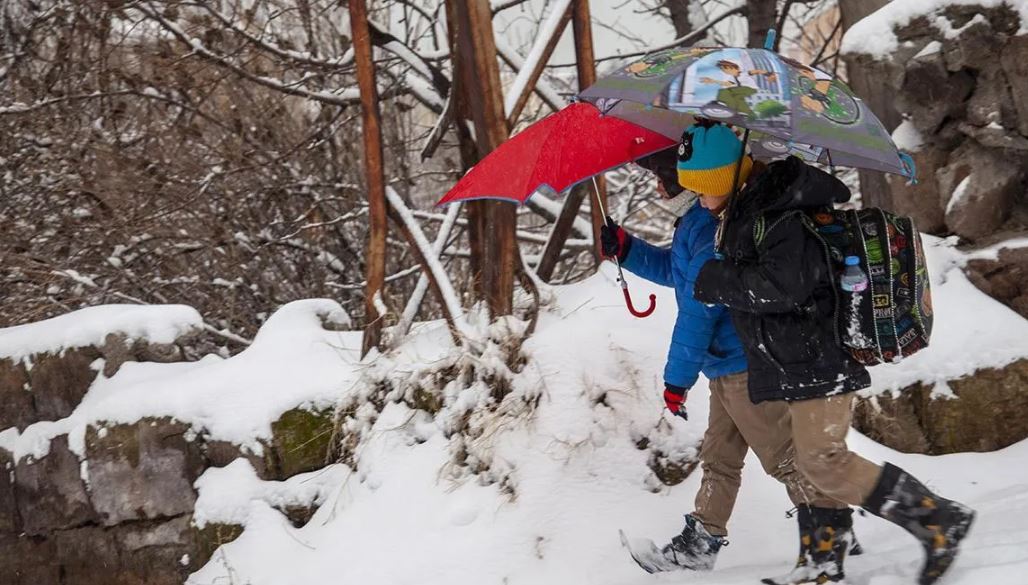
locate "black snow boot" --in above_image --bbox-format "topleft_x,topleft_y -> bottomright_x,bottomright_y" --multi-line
863,463 -> 976,585
761,506 -> 853,585
623,514 -> 727,573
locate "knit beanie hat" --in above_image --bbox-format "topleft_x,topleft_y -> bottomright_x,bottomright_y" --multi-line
677,121 -> 753,197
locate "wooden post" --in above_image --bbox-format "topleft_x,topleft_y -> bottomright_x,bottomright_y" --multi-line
349,0 -> 388,357
450,0 -> 516,317
571,0 -> 605,263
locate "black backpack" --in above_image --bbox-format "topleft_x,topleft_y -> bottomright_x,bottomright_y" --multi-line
799,208 -> 934,366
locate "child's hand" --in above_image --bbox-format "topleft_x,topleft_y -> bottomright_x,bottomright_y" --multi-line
600,217 -> 631,261
663,384 -> 689,420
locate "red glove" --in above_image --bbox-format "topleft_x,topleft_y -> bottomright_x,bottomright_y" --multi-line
664,384 -> 689,420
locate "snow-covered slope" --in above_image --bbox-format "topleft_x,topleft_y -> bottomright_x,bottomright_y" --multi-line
4,236 -> 1028,585
184,238 -> 1028,585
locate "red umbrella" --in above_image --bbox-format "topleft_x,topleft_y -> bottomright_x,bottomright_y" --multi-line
437,102 -> 676,318
437,102 -> 676,206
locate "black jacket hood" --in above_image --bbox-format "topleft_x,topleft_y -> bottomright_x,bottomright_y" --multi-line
740,156 -> 851,214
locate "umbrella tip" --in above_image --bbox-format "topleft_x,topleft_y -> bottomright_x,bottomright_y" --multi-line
899,152 -> 919,185
763,29 -> 777,51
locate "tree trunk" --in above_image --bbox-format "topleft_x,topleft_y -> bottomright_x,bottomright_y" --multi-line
349,0 -> 388,358
746,0 -> 777,49
450,0 -> 516,317
664,0 -> 694,38
839,0 -> 902,210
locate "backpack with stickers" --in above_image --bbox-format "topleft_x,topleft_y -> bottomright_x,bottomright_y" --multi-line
799,208 -> 934,365
748,205 -> 933,366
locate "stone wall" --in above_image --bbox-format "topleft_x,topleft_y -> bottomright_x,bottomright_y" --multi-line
0,337 -> 336,584
854,3 -> 1028,319
846,3 -> 1028,452
855,359 -> 1028,454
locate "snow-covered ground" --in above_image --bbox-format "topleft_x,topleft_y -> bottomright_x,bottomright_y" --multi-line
4,236 -> 1028,585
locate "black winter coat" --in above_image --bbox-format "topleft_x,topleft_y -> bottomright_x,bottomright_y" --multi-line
693,157 -> 871,403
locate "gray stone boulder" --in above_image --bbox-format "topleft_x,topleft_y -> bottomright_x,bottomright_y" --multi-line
0,359 -> 34,431
1001,34 -> 1028,137
965,237 -> 1028,320
855,359 -> 1028,454
0,448 -> 19,533
897,50 -> 974,135
85,417 -> 205,526
887,147 -> 948,233
937,141 -> 1023,241
14,436 -> 95,535
0,532 -> 60,584
27,347 -> 102,422
942,17 -> 1003,72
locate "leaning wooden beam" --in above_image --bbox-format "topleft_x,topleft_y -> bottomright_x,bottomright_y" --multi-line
350,0 -> 388,358
495,38 -> 566,113
504,0 -> 573,128
393,203 -> 461,344
572,0 -> 606,263
385,188 -> 464,346
535,181 -> 591,282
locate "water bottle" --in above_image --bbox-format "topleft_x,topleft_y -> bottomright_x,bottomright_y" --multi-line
840,255 -> 868,293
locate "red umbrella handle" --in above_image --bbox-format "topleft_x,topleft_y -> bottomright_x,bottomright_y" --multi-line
622,286 -> 657,318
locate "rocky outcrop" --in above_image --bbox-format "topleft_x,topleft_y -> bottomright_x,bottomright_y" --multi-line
0,332 -> 338,584
0,333 -> 191,433
855,359 -> 1028,454
850,3 -> 1028,320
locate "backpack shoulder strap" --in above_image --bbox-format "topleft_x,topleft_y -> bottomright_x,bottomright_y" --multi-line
753,209 -> 806,249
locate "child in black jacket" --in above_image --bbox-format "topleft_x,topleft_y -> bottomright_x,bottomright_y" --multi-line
694,153 -> 975,585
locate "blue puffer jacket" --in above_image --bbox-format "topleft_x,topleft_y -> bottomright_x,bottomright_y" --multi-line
621,204 -> 747,389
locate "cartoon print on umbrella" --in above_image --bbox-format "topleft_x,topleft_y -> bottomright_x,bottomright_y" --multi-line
663,48 -> 790,129
781,56 -> 861,126
623,46 -> 715,78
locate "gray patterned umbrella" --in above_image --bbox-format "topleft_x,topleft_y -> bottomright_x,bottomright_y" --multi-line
578,46 -> 915,179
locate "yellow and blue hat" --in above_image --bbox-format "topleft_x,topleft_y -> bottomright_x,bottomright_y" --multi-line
677,122 -> 753,197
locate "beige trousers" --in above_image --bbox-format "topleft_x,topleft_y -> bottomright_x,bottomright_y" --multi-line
692,372 -> 844,536
787,393 -> 882,507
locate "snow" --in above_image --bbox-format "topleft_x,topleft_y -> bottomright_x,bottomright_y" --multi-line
192,459 -> 349,529
962,235 -> 1028,261
0,304 -> 203,362
892,120 -> 925,153
946,176 -> 973,215
914,40 -> 943,59
0,299 -> 360,461
841,0 -> 1028,59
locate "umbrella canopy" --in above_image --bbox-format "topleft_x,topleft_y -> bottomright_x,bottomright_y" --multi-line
579,46 -> 915,178
436,102 -> 678,206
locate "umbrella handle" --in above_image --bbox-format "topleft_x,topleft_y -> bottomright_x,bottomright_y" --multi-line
622,285 -> 657,318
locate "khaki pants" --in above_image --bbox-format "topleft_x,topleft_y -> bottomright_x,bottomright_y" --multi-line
788,394 -> 882,506
693,372 -> 843,537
